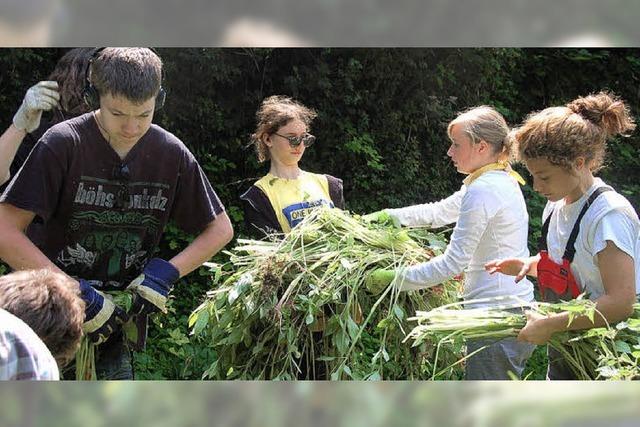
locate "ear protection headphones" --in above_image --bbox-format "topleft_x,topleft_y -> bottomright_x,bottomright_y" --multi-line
82,47 -> 167,111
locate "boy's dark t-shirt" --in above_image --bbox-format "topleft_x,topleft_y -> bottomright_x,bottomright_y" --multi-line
0,112 -> 225,290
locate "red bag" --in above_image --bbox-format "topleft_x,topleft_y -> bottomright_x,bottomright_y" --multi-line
536,187 -> 612,302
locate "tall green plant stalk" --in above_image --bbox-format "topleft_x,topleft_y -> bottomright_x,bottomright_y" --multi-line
407,297 -> 640,380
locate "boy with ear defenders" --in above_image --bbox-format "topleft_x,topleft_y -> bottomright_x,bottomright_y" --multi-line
0,48 -> 234,379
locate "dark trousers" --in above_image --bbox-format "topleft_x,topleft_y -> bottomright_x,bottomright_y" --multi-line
546,346 -> 577,380
63,330 -> 134,380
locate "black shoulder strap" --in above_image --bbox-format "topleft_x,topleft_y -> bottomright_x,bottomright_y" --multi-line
538,208 -> 554,252
563,186 -> 613,262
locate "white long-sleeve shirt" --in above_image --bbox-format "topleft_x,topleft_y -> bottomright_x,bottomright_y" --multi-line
386,170 -> 534,308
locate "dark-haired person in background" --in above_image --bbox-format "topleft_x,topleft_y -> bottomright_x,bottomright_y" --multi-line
1,48 -> 94,190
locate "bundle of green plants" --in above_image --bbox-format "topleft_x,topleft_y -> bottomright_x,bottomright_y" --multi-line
189,208 -> 463,380
406,296 -> 640,380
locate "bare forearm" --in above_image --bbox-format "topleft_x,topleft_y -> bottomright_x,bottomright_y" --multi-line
544,293 -> 635,334
169,213 -> 234,277
0,222 -> 60,273
0,125 -> 27,185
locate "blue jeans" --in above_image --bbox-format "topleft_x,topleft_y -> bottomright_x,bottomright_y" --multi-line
95,330 -> 134,380
62,329 -> 134,380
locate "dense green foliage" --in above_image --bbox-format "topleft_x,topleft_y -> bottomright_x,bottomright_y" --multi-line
1,48 -> 638,379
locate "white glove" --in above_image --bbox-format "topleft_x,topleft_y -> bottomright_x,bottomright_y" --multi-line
12,81 -> 60,133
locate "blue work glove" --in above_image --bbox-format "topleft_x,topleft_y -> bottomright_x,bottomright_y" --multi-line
362,210 -> 401,228
79,279 -> 129,345
128,258 -> 179,315
365,268 -> 397,295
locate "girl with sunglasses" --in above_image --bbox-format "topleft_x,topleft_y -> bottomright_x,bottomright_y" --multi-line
486,92 -> 640,379
241,95 -> 344,236
240,96 -> 348,379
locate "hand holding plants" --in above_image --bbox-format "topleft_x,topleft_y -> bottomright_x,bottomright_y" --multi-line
365,268 -> 396,295
362,210 -> 401,229
517,310 -> 556,345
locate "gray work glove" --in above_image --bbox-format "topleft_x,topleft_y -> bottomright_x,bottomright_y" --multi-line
12,81 -> 60,133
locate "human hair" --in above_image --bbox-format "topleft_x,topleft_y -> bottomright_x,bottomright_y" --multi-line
0,269 -> 84,367
90,47 -> 163,104
48,48 -> 95,117
510,91 -> 636,172
448,106 -> 514,162
251,95 -> 317,162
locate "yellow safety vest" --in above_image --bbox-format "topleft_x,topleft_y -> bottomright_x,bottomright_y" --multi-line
255,171 -> 334,233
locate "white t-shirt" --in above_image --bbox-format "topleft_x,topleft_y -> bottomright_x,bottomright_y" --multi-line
386,170 -> 534,308
542,178 -> 640,300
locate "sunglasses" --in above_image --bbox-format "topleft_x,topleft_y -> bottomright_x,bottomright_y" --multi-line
112,164 -> 130,210
273,132 -> 316,148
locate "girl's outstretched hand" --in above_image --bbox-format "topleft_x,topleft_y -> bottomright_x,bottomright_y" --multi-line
485,257 -> 532,283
